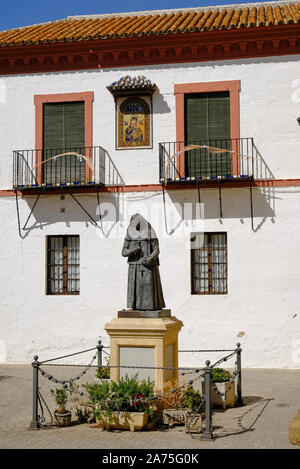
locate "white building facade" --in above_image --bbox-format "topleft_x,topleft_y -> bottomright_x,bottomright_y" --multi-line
0,2 -> 300,368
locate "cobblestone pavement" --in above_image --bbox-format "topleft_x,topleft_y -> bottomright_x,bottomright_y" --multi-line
0,364 -> 299,449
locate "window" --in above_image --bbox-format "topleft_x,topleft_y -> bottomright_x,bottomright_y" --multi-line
43,101 -> 85,184
185,92 -> 231,177
47,236 -> 80,295
174,81 -> 241,178
34,92 -> 94,185
191,233 -> 227,295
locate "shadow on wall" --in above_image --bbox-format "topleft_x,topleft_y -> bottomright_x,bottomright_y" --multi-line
16,184 -> 275,239
16,192 -> 123,239
164,184 -> 275,234
153,92 -> 172,115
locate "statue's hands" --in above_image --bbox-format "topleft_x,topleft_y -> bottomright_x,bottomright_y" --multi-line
143,256 -> 154,266
130,246 -> 140,255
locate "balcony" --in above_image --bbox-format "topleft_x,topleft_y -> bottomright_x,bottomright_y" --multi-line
13,146 -> 108,190
159,138 -> 267,185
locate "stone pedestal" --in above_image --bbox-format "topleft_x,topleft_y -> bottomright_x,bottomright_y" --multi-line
105,312 -> 183,392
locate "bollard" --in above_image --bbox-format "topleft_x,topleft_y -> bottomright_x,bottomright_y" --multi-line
29,355 -> 40,429
96,339 -> 103,374
202,360 -> 213,440
235,343 -> 243,406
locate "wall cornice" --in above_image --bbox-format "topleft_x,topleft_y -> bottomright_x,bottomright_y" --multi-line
0,25 -> 299,76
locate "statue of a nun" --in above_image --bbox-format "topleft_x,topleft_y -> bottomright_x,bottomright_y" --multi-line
122,214 -> 166,311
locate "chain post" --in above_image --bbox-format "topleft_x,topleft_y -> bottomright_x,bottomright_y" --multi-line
29,355 -> 40,429
202,360 -> 213,440
96,339 -> 103,373
235,343 -> 243,406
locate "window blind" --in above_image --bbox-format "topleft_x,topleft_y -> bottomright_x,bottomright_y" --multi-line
185,92 -> 231,177
43,102 -> 85,184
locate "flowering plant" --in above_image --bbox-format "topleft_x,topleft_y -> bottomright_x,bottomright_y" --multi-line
84,374 -> 155,421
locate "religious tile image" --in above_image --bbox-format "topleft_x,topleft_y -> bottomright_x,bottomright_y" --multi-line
117,97 -> 151,149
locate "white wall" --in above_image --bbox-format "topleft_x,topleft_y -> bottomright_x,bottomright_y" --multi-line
0,54 -> 299,368
0,54 -> 300,189
0,185 -> 299,368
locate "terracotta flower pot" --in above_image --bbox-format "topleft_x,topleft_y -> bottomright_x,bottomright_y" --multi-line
96,411 -> 148,432
162,408 -> 189,428
202,381 -> 235,409
185,413 -> 203,433
54,409 -> 72,427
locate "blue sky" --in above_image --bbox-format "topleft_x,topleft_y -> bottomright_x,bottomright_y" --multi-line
1,0 -> 276,31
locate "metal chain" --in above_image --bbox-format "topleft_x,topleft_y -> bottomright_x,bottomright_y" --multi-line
211,353 -> 238,397
39,354 -> 97,386
179,349 -> 236,353
39,347 -> 98,365
211,350 -> 237,368
34,343 -> 241,438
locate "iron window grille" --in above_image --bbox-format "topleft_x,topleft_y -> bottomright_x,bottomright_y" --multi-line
47,235 -> 80,295
191,232 -> 228,295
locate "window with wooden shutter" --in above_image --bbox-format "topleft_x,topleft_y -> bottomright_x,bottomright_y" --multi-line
43,102 -> 85,184
191,232 -> 228,295
185,92 -> 231,177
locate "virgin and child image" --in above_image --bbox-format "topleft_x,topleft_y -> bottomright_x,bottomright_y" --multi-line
124,116 -> 144,143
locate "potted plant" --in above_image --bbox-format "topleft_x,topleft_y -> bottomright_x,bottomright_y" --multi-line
161,382 -> 189,428
51,386 -> 72,427
183,386 -> 204,433
202,367 -> 235,409
95,356 -> 110,381
84,374 -> 155,432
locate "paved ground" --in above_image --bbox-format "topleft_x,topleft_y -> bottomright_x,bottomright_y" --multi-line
0,364 -> 299,449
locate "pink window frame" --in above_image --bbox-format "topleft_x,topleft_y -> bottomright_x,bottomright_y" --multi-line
174,80 -> 241,177
34,91 -> 94,184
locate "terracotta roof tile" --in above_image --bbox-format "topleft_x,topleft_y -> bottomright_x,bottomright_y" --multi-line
0,2 -> 299,47
211,8 -> 227,29
230,8 -> 243,28
194,10 -> 212,31
282,3 -> 295,22
239,7 -> 249,27
221,8 -> 235,29
266,5 -> 275,25
187,10 -> 205,30
176,10 -> 197,31
203,9 -> 220,30
148,13 -> 170,34
289,2 -> 300,20
140,14 -> 164,35
174,11 -> 192,31
248,7 -> 257,26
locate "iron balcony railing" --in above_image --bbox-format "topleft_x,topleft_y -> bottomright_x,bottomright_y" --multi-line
159,138 -> 267,184
13,146 -> 108,189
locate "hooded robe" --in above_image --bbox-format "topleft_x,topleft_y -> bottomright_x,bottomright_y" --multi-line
122,214 -> 165,311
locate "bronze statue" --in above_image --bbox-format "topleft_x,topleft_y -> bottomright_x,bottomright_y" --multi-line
122,214 -> 165,311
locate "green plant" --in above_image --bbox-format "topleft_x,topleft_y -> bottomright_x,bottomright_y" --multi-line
183,386 -> 205,414
84,374 -> 155,421
96,357 -> 110,380
51,387 -> 69,414
211,368 -> 232,383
